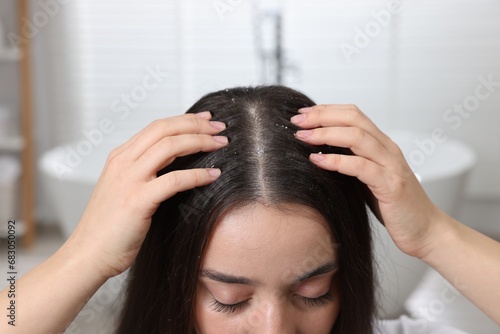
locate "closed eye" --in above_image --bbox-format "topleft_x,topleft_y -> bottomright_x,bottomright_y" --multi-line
210,298 -> 249,314
209,292 -> 334,314
296,292 -> 334,309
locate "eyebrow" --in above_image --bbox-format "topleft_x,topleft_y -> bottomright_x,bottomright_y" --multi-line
201,269 -> 256,285
296,261 -> 338,282
201,261 -> 338,286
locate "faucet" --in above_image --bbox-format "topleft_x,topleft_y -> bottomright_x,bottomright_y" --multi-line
252,1 -> 293,85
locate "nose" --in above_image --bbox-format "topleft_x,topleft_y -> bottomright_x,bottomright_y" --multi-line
252,299 -> 295,334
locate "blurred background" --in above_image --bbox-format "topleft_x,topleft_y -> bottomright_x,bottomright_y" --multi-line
0,0 -> 499,332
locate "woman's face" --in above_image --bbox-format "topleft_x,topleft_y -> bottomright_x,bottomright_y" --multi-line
194,203 -> 340,334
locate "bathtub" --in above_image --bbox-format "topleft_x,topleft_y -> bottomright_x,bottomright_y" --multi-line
39,142 -> 115,238
39,130 -> 476,318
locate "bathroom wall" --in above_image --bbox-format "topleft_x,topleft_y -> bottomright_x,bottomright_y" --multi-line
183,0 -> 500,199
0,1 -> 20,117
286,0 -> 500,200
0,0 -> 76,224
3,0 -> 498,226
393,1 -> 500,199
22,0 -> 187,223
182,0 -> 500,229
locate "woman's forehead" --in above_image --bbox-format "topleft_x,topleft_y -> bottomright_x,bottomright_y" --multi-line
200,203 -> 337,283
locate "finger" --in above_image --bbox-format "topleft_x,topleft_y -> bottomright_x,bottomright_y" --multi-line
309,153 -> 388,194
145,168 -> 221,205
291,104 -> 396,152
310,152 -> 393,223
133,134 -> 228,174
116,112 -> 225,161
126,113 -> 225,160
295,127 -> 393,167
107,112 -> 209,159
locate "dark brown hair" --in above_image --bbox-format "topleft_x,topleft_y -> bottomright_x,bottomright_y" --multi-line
116,85 -> 375,333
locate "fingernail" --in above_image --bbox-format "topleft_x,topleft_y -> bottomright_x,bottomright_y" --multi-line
295,130 -> 312,138
213,136 -> 228,144
310,153 -> 325,162
208,168 -> 221,178
290,114 -> 307,124
210,121 -> 226,130
195,111 -> 212,119
298,107 -> 313,113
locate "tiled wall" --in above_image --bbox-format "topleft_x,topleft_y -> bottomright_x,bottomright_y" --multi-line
0,1 -> 20,117
2,0 -> 499,225
183,0 -> 500,198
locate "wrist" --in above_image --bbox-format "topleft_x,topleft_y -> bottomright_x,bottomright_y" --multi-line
416,208 -> 461,264
59,235 -> 112,284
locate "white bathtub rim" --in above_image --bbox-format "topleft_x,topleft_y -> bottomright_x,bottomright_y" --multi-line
39,143 -> 112,184
388,130 -> 477,183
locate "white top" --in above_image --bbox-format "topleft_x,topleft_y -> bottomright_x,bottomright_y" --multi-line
375,315 -> 470,334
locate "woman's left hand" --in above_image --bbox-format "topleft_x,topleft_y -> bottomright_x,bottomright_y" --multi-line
291,104 -> 446,259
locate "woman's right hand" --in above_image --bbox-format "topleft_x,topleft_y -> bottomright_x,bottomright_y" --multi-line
292,104 -> 500,323
291,104 -> 442,259
66,111 -> 228,279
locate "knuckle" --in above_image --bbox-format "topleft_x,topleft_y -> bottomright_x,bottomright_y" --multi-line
388,139 -> 404,156
329,153 -> 342,166
386,172 -> 405,193
393,145 -> 404,158
181,116 -> 208,135
105,149 -> 124,171
347,103 -> 360,111
145,119 -> 166,135
345,104 -> 364,121
106,148 -> 120,162
354,156 -> 367,170
187,116 -> 202,128
192,170 -> 204,185
314,104 -> 328,117
163,135 -> 178,148
348,104 -> 364,117
166,171 -> 183,190
185,115 -> 206,129
197,118 -> 211,134
198,134 -> 215,148
399,163 -> 415,179
160,135 -> 175,148
148,137 -> 174,160
309,128 -> 322,143
149,119 -> 164,130
351,127 -> 366,144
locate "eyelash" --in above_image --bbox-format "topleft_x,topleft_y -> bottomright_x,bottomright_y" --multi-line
210,293 -> 334,314
210,299 -> 248,314
297,293 -> 334,308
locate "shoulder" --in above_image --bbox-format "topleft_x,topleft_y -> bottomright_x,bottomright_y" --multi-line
374,315 -> 470,334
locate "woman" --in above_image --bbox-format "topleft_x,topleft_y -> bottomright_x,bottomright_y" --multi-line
117,86 -> 374,333
1,86 -> 499,333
